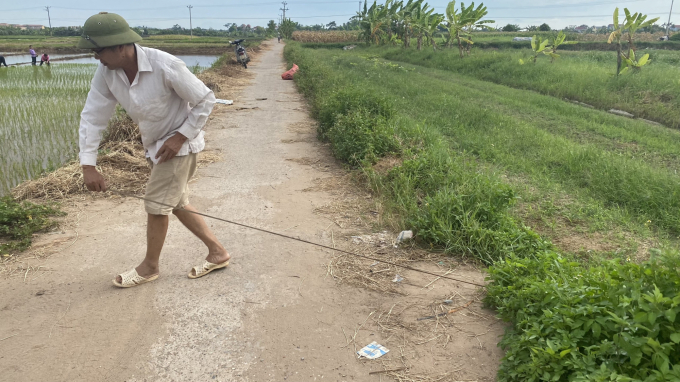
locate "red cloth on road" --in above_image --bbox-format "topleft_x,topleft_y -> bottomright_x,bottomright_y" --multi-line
281,64 -> 299,80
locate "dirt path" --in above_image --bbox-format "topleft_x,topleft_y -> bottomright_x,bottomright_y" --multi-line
0,41 -> 505,382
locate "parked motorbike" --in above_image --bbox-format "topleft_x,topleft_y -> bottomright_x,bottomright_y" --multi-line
229,39 -> 250,69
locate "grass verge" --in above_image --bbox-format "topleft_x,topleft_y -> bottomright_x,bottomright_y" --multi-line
285,41 -> 680,381
376,47 -> 680,129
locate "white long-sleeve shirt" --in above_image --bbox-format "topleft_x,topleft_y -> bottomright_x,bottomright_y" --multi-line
79,44 -> 215,166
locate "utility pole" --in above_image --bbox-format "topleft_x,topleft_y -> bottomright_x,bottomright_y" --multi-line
44,6 -> 52,36
666,0 -> 675,37
280,1 -> 288,21
359,1 -> 362,12
187,5 -> 193,39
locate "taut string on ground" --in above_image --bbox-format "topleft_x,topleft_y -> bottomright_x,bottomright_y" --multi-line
109,190 -> 487,288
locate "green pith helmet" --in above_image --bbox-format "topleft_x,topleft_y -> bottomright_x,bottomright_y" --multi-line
77,12 -> 142,49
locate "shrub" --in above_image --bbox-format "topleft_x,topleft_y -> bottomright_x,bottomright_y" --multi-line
316,87 -> 395,139
0,196 -> 61,255
327,109 -> 399,166
486,250 -> 680,381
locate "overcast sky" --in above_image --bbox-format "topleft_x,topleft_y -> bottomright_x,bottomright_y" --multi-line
2,0 -> 677,30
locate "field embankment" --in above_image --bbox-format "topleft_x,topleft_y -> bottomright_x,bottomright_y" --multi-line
284,41 -> 680,381
0,35 -> 260,55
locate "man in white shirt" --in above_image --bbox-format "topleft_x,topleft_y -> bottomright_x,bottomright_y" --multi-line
78,12 -> 231,287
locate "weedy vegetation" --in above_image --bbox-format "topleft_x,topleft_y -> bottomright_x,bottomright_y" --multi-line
285,37 -> 680,381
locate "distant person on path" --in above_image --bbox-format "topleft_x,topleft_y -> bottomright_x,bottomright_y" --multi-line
40,53 -> 50,66
278,33 -> 281,43
29,45 -> 37,65
77,12 -> 229,288
0,55 -> 7,67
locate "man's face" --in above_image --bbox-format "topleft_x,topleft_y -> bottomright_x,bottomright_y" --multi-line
93,46 -> 124,69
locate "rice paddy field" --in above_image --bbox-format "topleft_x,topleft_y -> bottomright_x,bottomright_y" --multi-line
0,64 -> 96,196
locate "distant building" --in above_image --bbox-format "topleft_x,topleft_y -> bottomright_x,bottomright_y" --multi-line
574,24 -> 589,33
670,25 -> 680,32
0,24 -> 45,30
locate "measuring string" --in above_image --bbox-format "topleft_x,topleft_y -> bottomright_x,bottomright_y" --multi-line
109,190 -> 487,288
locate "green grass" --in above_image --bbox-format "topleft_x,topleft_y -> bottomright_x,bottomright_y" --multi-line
0,196 -> 62,255
373,47 -> 680,129
284,40 -> 680,382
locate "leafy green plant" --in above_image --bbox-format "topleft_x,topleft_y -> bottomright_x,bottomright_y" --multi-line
486,249 -> 680,382
608,8 -> 659,75
545,30 -> 577,63
519,35 -> 549,64
444,1 -> 494,57
0,196 -> 62,255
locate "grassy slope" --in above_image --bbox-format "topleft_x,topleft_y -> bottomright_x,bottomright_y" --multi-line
376,47 -> 680,129
286,41 -> 680,382
302,47 -> 680,253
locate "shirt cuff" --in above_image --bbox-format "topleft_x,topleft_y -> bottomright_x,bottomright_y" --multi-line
177,123 -> 199,141
79,152 -> 98,166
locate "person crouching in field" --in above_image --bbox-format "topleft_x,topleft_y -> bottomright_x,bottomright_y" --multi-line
78,12 -> 230,288
40,53 -> 50,66
0,55 -> 7,67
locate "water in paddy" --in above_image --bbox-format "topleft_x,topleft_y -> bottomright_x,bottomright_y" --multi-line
3,53 -> 219,69
0,54 -> 219,196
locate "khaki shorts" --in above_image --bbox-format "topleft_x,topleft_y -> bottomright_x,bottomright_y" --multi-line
144,153 -> 197,215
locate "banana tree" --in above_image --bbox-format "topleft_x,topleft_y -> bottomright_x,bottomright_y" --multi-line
608,8 -> 659,75
412,3 -> 435,50
545,30 -> 577,63
460,2 -> 494,55
530,35 -> 549,62
423,12 -> 444,51
397,0 -> 424,48
443,1 -> 462,50
444,1 -> 493,57
619,48 -> 651,74
354,1 -> 388,44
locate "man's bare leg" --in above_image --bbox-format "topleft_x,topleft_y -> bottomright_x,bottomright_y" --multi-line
115,214 -> 168,283
172,204 -> 230,275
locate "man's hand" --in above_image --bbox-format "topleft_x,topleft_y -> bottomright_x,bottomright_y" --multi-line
82,165 -> 107,192
155,133 -> 188,164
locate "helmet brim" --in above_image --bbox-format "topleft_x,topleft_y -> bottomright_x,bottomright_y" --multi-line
77,29 -> 142,49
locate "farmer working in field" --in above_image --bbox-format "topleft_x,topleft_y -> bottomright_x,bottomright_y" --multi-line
40,53 -> 50,66
77,12 -> 230,288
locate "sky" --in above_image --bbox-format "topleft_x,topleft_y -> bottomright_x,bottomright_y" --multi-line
2,0 -> 678,30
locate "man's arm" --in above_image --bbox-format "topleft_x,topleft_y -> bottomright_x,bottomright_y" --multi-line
155,59 -> 215,164
79,65 -> 117,191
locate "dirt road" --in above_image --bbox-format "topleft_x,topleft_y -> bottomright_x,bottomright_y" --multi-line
0,41 -> 505,382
